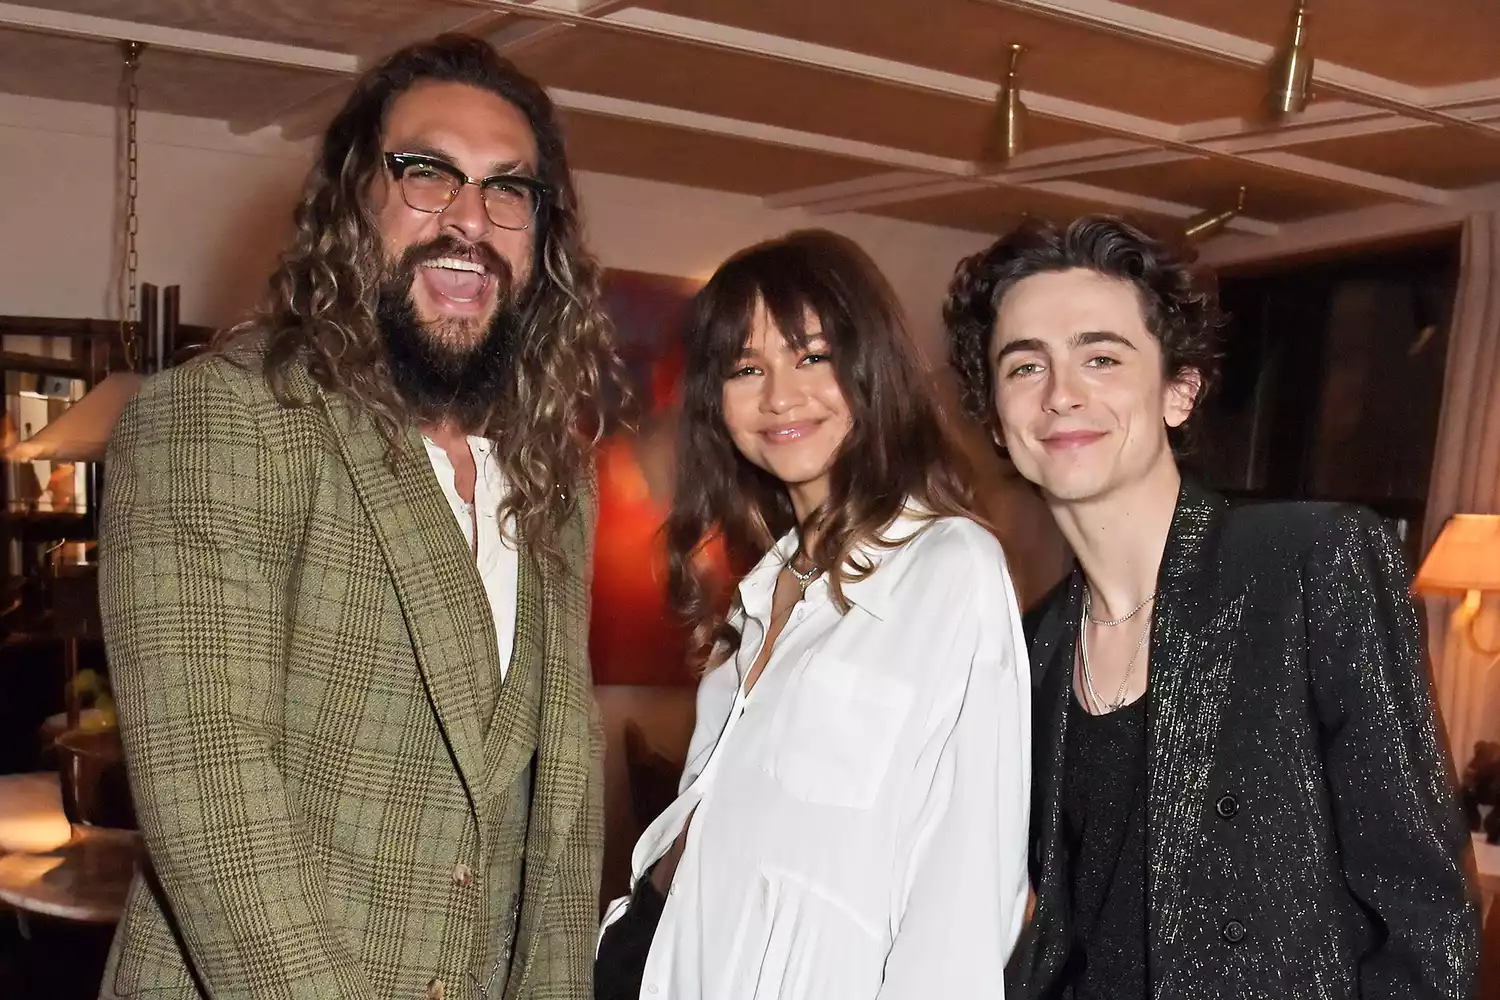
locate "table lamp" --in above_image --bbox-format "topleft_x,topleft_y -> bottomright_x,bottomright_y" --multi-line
1415,514 -> 1500,655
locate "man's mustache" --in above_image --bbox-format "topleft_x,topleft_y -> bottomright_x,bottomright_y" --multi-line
392,235 -> 512,286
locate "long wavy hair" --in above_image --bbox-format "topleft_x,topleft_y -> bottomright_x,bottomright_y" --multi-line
666,229 -> 983,666
227,34 -> 625,561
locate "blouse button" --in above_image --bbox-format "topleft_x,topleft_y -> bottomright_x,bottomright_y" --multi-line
1215,793 -> 1240,819
1222,919 -> 1247,944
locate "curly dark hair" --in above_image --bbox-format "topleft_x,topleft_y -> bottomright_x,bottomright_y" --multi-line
944,214 -> 1224,449
223,34 -> 625,563
667,229 -> 983,668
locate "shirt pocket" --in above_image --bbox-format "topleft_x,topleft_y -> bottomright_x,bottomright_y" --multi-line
764,656 -> 914,810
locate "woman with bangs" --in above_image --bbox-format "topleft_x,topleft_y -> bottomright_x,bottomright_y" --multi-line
595,229 -> 1032,1000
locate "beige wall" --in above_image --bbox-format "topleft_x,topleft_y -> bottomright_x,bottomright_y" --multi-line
0,94 -> 310,328
0,92 -> 991,359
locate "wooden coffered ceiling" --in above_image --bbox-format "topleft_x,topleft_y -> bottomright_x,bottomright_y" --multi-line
1,0 -> 1497,259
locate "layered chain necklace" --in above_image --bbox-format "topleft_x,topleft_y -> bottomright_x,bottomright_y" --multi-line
1079,585 -> 1156,713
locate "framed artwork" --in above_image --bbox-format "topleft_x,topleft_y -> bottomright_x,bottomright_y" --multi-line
589,268 -> 732,686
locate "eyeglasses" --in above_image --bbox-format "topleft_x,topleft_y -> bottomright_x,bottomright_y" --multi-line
383,152 -> 548,232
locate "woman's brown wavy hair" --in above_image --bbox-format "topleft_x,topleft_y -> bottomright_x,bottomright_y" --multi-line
666,229 -> 985,667
229,34 -> 624,562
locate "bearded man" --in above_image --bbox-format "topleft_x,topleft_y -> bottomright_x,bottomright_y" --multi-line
96,35 -> 622,1000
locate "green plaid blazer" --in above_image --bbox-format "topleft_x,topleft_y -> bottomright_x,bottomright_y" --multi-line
96,347 -> 604,1000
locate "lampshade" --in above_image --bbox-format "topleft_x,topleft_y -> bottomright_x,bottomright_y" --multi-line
3,372 -> 147,463
1415,514 -> 1500,594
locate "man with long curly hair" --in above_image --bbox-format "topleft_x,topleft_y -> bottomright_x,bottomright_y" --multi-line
945,215 -> 1476,999
96,35 -> 622,1000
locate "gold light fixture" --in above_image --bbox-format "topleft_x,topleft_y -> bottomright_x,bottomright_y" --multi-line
1266,0 -> 1313,117
985,43 -> 1028,166
1183,186 -> 1247,242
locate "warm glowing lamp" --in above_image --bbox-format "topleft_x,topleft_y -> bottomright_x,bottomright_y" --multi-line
1415,514 -> 1500,655
0,772 -> 73,854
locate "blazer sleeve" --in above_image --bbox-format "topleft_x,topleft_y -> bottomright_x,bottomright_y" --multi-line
99,363 -> 376,1000
1306,505 -> 1480,1000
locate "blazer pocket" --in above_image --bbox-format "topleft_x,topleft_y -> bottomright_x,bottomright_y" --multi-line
765,656 -> 913,809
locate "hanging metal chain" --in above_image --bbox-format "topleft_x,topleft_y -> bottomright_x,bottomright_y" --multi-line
116,40 -> 144,372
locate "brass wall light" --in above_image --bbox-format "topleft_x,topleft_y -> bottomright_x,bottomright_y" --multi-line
1183,186 -> 1247,242
1266,0 -> 1313,117
985,43 -> 1028,165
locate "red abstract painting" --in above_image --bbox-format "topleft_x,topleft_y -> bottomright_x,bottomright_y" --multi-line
589,269 -> 733,686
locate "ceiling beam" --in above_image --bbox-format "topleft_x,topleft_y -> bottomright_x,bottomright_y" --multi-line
0,0 -> 1483,236
228,6 -> 514,137
485,0 -> 637,57
0,1 -> 357,73
972,0 -> 1500,141
555,89 -> 1281,236
1196,181 -> 1500,269
794,172 -> 1289,237
454,2 -> 1473,207
232,0 -> 634,138
1186,100 -> 1500,151
556,88 -> 977,177
9,0 -> 1467,214
769,95 -> 1498,214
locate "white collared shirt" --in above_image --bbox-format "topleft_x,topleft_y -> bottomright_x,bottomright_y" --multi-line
422,435 -> 519,681
601,508 -> 1032,1000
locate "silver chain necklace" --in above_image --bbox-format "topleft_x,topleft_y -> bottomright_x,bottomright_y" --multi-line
1079,586 -> 1153,713
1086,589 -> 1156,627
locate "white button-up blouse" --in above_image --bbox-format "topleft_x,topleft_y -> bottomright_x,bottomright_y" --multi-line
600,508 -> 1032,999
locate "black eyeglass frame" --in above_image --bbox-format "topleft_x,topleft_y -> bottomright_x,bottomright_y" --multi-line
383,151 -> 550,232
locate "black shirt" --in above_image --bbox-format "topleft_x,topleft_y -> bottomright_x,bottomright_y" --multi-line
1062,689 -> 1148,1000
594,873 -> 666,1000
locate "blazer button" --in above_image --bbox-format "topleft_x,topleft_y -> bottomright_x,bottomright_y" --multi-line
1222,919 -> 1247,944
426,977 -> 446,1000
1215,793 -> 1240,819
452,863 -> 475,888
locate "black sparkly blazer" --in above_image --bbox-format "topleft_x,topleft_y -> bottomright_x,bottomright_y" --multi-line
1008,477 -> 1480,1000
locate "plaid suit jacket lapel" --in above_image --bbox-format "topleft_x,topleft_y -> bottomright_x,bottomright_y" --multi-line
507,480 -> 597,996
315,380 -> 499,812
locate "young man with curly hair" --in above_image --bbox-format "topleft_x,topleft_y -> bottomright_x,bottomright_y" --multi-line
944,215 -> 1477,1000
97,35 -> 622,1000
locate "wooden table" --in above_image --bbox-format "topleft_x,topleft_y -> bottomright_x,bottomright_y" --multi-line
0,771 -> 140,925
0,826 -> 140,924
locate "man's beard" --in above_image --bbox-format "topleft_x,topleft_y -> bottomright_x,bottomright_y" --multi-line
374,235 -> 528,430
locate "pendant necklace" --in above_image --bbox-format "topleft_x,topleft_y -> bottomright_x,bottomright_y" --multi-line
785,557 -> 820,594
1079,586 -> 1153,713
